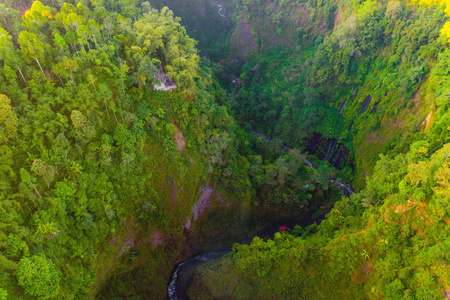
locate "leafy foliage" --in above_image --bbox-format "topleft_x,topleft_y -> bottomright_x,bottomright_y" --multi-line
0,1 -> 253,298
17,255 -> 61,299
227,0 -> 446,187
189,139 -> 450,299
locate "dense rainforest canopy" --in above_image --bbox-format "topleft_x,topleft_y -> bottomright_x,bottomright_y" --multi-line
0,1 -> 254,298
1,0 -> 450,299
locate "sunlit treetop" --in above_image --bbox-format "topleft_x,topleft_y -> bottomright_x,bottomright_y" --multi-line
412,0 -> 450,41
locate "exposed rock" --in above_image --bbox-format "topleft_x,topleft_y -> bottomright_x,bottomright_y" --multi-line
334,7 -> 345,29
425,110 -> 435,132
118,231 -> 138,257
351,263 -> 373,284
172,120 -> 186,153
152,230 -> 165,248
229,15 -> 257,61
359,95 -> 372,116
184,218 -> 192,230
192,184 -> 214,221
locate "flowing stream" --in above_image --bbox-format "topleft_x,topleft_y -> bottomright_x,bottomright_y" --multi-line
211,2 -> 226,19
252,130 -> 355,197
166,250 -> 231,300
165,131 -> 356,299
166,216 -> 326,300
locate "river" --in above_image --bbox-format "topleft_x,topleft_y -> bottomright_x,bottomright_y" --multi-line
165,215 -> 326,300
165,4 -> 354,297
165,130 -> 356,299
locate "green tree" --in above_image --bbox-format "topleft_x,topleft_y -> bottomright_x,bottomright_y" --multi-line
0,94 -> 18,143
0,27 -> 27,84
141,1 -> 151,14
0,288 -> 7,300
21,1 -> 54,32
17,255 -> 61,299
18,30 -> 47,78
31,159 -> 57,188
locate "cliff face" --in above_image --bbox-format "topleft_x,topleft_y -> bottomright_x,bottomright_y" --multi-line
97,182 -> 250,299
226,0 -> 443,188
229,15 -> 257,61
0,2 -> 252,299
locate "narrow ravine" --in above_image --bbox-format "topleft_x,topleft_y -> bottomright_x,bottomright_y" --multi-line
166,250 -> 231,300
252,129 -> 355,197
165,130 -> 356,299
166,215 -> 326,300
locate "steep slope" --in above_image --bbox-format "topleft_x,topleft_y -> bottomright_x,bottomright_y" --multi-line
188,138 -> 450,299
229,0 -> 445,188
0,2 -> 252,299
180,0 -> 450,298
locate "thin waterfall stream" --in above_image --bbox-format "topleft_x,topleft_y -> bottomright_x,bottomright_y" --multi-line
165,130 -> 356,299
211,2 -> 226,19
252,130 -> 355,197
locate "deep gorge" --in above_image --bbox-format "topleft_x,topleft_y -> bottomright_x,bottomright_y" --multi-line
0,0 -> 450,299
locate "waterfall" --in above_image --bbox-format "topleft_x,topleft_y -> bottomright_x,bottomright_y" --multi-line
359,95 -> 372,116
339,98 -> 348,115
330,179 -> 355,197
332,143 -> 344,166
252,130 -> 354,197
334,146 -> 347,170
339,87 -> 358,116
212,2 -> 226,19
324,139 -> 337,161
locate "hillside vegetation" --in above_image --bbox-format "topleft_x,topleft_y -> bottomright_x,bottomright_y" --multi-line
189,139 -> 450,298
2,0 -> 450,298
228,0 -> 449,187
0,1 -> 340,298
187,0 -> 450,298
0,1 -> 255,298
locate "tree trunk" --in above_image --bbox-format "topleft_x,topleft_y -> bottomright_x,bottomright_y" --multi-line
34,58 -> 47,79
56,74 -> 65,87
112,109 -> 118,124
119,97 -> 125,123
70,75 -> 76,87
17,67 -> 27,84
101,30 -> 107,42
91,82 -> 97,93
29,180 -> 41,198
104,98 -> 109,115
91,33 -> 99,49
85,38 -> 91,51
